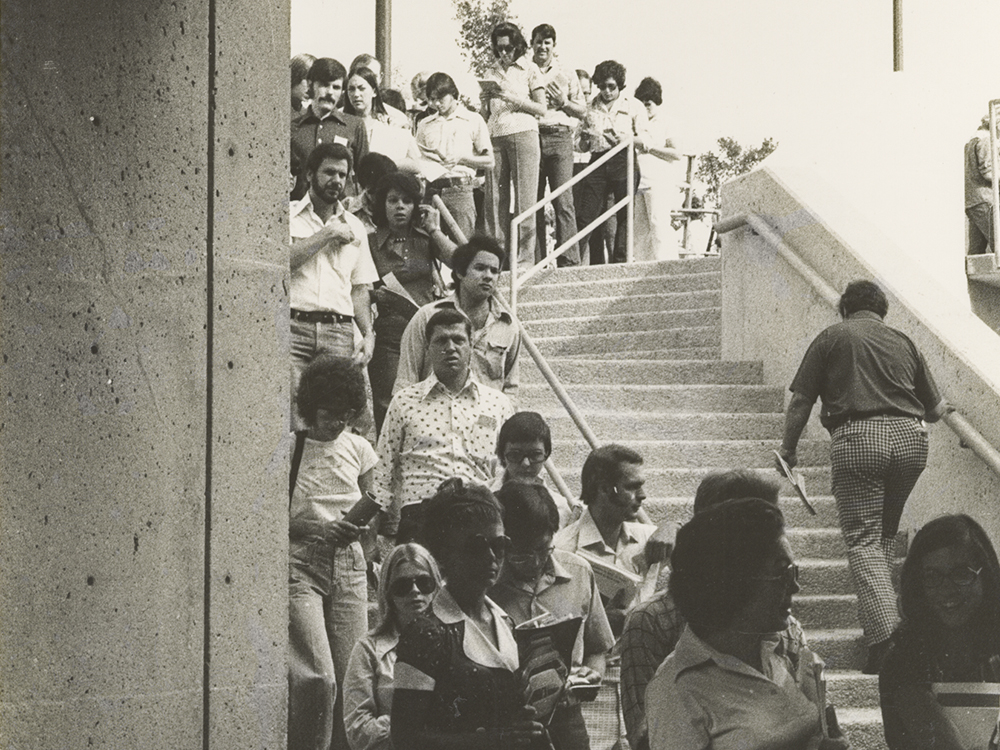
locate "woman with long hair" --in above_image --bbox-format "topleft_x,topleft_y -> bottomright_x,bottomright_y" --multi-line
880,514 -> 1000,750
343,66 -> 421,166
342,543 -> 443,750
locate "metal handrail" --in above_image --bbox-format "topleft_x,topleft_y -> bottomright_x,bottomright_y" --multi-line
508,139 -> 635,314
715,211 -> 1000,479
990,99 -> 999,269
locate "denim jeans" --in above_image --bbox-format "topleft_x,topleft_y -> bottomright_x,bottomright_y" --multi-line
288,535 -> 369,750
437,184 -> 477,244
290,318 -> 354,431
487,129 -> 541,266
537,128 -> 581,265
576,150 -> 639,264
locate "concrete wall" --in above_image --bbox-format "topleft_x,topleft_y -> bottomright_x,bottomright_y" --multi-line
719,166 -> 1000,547
1,1 -> 290,747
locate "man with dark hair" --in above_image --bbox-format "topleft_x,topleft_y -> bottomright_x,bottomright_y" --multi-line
374,306 -> 513,542
779,279 -> 949,674
619,468 -> 785,750
491,411 -> 582,526
291,58 -> 369,200
416,72 -> 493,243
289,143 -> 378,431
965,113 -> 998,255
394,236 -> 520,396
531,23 -> 585,267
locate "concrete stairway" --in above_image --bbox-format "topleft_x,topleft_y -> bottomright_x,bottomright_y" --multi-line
511,257 -> 887,750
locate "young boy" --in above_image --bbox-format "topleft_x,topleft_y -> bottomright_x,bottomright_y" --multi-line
288,353 -> 379,750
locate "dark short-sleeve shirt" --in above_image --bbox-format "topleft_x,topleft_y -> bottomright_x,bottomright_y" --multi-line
789,311 -> 942,432
368,228 -> 442,314
291,106 -> 369,197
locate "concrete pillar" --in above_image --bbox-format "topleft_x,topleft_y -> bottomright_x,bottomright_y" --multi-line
1,1 -> 290,747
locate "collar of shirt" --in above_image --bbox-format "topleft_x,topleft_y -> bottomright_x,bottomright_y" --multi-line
372,632 -> 400,660
418,371 -> 481,401
671,625 -> 795,684
577,507 -> 642,553
441,292 -> 513,327
425,106 -> 475,125
432,586 -> 519,671
493,57 -> 535,78
845,310 -> 884,323
302,104 -> 349,125
290,193 -> 347,226
497,551 -> 571,596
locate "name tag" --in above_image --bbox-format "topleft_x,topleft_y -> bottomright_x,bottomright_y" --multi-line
333,135 -> 348,146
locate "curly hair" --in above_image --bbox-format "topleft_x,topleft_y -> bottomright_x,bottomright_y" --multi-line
372,171 -> 423,229
669,498 -> 787,636
295,352 -> 367,427
372,543 -> 443,637
420,478 -> 504,562
839,280 -> 889,318
634,77 -> 662,106
592,60 -> 626,91
451,235 -> 506,279
490,21 -> 528,61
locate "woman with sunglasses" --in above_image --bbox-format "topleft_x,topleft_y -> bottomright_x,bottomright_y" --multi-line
490,482 -> 614,750
480,21 -> 547,270
391,478 -> 547,750
646,498 -> 850,750
343,543 -> 443,750
879,514 -> 1000,750
367,171 -> 457,431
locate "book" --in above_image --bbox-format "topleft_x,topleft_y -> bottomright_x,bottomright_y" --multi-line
576,550 -> 644,604
477,79 -> 502,96
773,450 -> 817,516
513,615 -> 582,725
931,682 -> 1000,749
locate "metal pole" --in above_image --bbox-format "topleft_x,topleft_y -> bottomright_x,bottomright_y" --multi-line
510,214 -> 519,315
990,99 -> 1000,269
893,0 -> 903,72
681,155 -> 695,254
375,0 -> 391,86
626,143 -> 634,262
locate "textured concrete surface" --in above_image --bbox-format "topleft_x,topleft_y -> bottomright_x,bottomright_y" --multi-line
1,0 -> 289,747
720,166 -> 1000,547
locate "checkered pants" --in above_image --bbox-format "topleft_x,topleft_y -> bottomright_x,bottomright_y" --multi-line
830,416 -> 928,645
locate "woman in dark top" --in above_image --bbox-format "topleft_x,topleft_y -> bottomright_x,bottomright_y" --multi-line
390,478 -> 546,750
880,514 -> 1000,750
367,171 -> 456,431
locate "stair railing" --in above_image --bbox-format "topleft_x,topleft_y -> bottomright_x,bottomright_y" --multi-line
990,98 -> 999,269
715,211 -> 1000,479
507,139 -> 635,316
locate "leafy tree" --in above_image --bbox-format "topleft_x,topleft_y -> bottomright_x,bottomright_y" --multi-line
452,0 -> 516,78
696,137 -> 778,206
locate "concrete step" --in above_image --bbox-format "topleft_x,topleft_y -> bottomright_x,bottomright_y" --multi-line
515,271 -> 721,302
524,358 -> 764,386
551,438 -> 829,469
794,595 -> 859,630
827,671 -> 880,709
798,560 -> 856,597
838,708 -> 888,750
506,256 -> 720,286
556,346 -> 722,360
805,628 -> 866,671
532,325 -> 721,356
520,383 -> 785,414
645,495 -> 839,529
523,308 -> 721,339
788,527 -> 850,559
516,290 -> 721,320
545,411 -> 786,440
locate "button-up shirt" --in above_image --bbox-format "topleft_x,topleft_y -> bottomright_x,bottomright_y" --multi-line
583,92 -> 650,154
394,294 -> 521,398
343,633 -> 399,750
646,625 -> 827,750
416,106 -> 493,180
484,57 -> 543,138
291,105 -> 369,179
289,195 -> 379,314
534,56 -> 584,129
374,373 -> 513,534
554,507 -> 656,579
490,548 -> 615,666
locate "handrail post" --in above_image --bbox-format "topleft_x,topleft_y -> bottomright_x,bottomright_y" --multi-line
510,214 -> 519,315
626,142 -> 634,263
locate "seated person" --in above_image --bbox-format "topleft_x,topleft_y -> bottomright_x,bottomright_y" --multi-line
491,411 -> 582,527
880,514 -> 1000,750
646,499 -> 849,750
343,543 -> 443,750
490,482 -> 615,750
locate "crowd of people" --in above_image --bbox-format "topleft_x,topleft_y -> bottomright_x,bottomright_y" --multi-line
284,21 -> 1000,750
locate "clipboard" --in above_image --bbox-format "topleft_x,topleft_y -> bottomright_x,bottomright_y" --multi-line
773,450 -> 817,516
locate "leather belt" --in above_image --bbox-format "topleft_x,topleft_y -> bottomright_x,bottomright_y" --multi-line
429,175 -> 474,189
291,309 -> 353,324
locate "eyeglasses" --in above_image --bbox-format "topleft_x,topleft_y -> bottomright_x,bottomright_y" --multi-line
503,449 -> 547,465
508,545 -> 554,565
751,563 -> 800,586
923,566 -> 983,589
464,534 -> 511,559
389,575 -> 437,597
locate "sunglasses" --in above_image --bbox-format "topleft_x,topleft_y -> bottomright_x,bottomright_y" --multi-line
495,44 -> 514,53
464,534 -> 511,559
752,563 -> 800,586
389,575 -> 437,597
503,449 -> 547,465
923,566 -> 983,590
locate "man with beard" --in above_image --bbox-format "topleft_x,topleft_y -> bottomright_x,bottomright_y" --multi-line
393,236 -> 520,397
289,142 -> 378,429
374,307 -> 514,543
291,58 -> 369,200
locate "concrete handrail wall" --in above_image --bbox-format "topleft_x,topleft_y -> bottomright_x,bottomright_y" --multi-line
717,166 -> 1000,546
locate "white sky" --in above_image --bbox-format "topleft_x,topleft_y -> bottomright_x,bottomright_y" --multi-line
294,0 -> 998,299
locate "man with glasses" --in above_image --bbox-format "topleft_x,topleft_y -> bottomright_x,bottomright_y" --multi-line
375,307 -> 514,544
415,72 -> 494,243
491,411 -> 582,527
491,482 -> 615,750
778,279 -> 950,674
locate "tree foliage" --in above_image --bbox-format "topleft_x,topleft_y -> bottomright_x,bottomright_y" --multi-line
452,0 -> 516,79
696,137 -> 778,206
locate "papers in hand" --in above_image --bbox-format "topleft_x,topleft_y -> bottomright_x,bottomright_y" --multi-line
477,79 -> 502,96
773,450 -> 817,516
513,615 -> 582,725
576,550 -> 644,604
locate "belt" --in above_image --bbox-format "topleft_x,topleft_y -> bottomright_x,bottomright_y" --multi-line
539,124 -> 571,134
291,309 -> 353,324
429,175 -> 474,189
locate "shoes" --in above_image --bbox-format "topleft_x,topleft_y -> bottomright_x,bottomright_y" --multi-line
862,639 -> 891,675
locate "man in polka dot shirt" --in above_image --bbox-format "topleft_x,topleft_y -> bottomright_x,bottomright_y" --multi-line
375,307 -> 514,543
